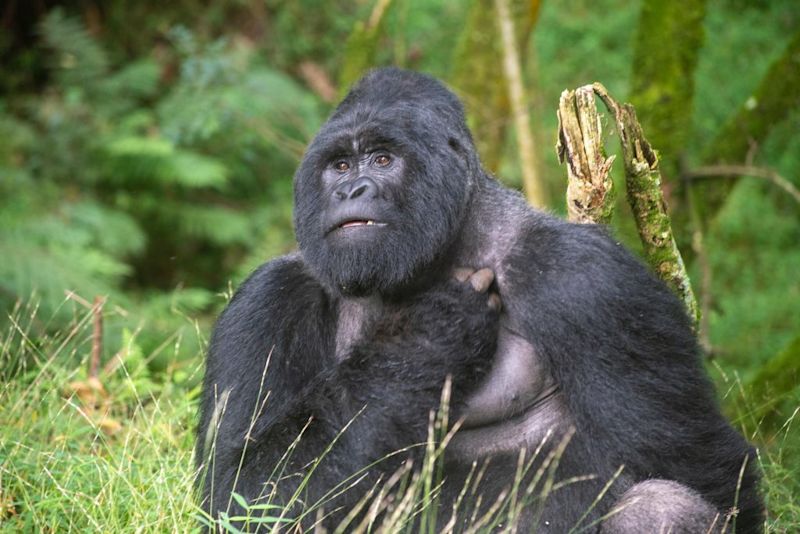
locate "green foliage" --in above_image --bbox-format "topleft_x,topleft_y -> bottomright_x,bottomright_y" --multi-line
691,2 -> 799,155
450,0 -> 509,172
339,0 -> 396,95
0,173 -> 134,326
703,30 -> 800,166
692,29 -> 800,225
100,136 -> 228,189
263,0 -> 362,73
39,8 -> 109,92
703,180 -> 800,371
745,336 -> 800,434
449,0 -> 540,174
0,1 -> 798,530
0,9 -> 323,365
1,314 -> 797,532
534,0 -> 639,211
711,364 -> 800,531
0,310 -> 197,532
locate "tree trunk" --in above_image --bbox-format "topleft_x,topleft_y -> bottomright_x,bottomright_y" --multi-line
450,0 -> 541,176
629,0 -> 708,183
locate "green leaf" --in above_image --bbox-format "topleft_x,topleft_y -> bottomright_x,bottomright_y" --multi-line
64,201 -> 147,258
100,59 -> 161,100
231,492 -> 249,510
100,136 -> 228,189
168,151 -> 227,188
106,136 -> 174,158
172,203 -> 254,246
39,8 -> 108,90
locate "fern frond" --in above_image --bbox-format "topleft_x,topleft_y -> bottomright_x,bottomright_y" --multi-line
169,203 -> 255,247
100,136 -> 228,189
39,8 -> 108,90
63,202 -> 146,258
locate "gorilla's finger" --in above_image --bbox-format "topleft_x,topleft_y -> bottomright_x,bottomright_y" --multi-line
469,268 -> 494,292
488,292 -> 502,311
453,267 -> 474,283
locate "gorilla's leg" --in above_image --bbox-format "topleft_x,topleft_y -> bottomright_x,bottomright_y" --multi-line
600,479 -> 724,534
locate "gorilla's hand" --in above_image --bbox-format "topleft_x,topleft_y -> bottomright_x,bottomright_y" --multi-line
453,266 -> 502,312
342,268 -> 501,404
384,267 -> 501,352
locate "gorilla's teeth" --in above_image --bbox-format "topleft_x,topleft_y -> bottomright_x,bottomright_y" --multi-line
366,220 -> 374,226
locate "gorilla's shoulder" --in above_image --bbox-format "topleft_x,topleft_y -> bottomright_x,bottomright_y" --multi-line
518,210 -> 669,290
509,212 -> 693,331
521,210 -> 618,255
223,253 -> 327,319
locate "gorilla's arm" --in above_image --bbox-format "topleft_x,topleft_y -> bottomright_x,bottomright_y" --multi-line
196,256 -> 336,518
507,218 -> 761,528
196,256 -> 498,522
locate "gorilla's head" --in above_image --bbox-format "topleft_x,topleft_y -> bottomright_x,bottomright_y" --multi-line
294,68 -> 482,296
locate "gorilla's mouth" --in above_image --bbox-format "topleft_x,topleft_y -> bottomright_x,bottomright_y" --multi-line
336,219 -> 387,230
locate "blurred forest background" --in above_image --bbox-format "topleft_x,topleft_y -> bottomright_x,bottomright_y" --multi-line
0,0 -> 798,531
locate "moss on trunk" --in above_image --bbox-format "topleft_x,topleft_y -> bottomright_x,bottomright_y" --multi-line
629,0 -> 708,182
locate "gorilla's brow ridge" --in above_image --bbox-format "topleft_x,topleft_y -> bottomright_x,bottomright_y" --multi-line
319,128 -> 410,161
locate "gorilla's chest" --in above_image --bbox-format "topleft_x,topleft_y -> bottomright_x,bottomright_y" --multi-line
333,286 -> 568,458
333,296 -> 382,361
460,324 -> 556,427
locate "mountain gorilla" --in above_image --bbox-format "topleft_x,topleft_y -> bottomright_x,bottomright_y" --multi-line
197,68 -> 763,532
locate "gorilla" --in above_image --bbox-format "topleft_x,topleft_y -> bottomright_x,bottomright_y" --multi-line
196,68 -> 763,532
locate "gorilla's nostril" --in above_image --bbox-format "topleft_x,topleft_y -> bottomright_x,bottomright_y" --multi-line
350,184 -> 368,199
333,176 -> 376,201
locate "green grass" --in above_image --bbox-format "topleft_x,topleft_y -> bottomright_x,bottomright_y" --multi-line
1,303 -> 798,533
0,303 -> 198,532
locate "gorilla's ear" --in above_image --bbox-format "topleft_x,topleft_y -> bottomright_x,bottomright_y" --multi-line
448,137 -> 463,154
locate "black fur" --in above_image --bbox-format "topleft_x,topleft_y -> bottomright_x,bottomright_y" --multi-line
197,68 -> 763,532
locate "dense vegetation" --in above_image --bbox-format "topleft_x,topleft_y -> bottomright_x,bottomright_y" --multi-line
1,0 -> 798,531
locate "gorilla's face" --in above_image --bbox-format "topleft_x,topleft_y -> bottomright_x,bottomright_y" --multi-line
293,68 -> 480,296
320,150 -> 404,245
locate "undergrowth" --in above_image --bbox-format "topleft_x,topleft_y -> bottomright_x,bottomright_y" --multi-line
0,302 -> 797,533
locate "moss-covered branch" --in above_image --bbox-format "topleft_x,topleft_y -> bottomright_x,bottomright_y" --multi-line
596,84 -> 699,326
557,83 -> 700,327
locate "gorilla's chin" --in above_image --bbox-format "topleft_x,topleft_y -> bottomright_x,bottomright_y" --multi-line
302,231 -> 434,297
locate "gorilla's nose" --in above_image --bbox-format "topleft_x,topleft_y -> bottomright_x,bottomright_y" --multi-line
333,176 -> 376,201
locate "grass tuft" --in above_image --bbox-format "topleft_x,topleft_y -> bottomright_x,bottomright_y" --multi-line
1,302 -> 798,532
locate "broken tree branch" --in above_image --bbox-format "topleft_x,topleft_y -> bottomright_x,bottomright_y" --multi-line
557,83 -> 700,328
594,83 -> 699,327
557,86 -> 616,225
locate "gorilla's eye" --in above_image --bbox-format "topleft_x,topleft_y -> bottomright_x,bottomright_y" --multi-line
334,160 -> 350,172
374,154 -> 392,167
